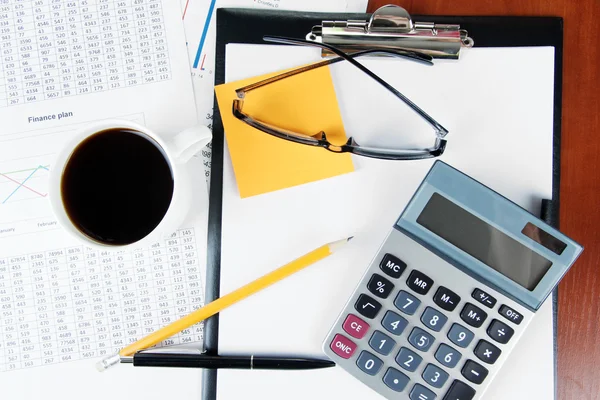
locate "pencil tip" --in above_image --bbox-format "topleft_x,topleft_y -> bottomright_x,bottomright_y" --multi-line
328,236 -> 353,252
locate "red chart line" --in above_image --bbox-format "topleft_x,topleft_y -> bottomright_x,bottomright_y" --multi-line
0,170 -> 48,199
182,0 -> 191,20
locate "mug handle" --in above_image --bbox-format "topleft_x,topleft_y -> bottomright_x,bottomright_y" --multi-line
170,124 -> 212,164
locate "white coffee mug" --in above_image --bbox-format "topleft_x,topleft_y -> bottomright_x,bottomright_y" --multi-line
48,119 -> 211,249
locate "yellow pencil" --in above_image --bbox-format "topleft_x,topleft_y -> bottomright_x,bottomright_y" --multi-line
97,237 -> 352,371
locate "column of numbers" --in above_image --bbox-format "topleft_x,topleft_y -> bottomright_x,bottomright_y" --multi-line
1,256 -> 19,371
23,0 -> 43,103
47,249 -> 79,363
181,228 -> 203,342
139,242 -> 159,337
0,1 -> 9,107
118,250 -> 141,346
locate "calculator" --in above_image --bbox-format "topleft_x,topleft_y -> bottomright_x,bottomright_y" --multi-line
323,161 -> 582,400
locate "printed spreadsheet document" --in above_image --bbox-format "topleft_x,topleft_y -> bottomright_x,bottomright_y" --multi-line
0,1 -> 208,399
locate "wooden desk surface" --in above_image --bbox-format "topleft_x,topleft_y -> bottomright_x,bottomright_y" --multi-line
367,1 -> 600,399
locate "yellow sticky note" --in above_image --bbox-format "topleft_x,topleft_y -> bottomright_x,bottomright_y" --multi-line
215,65 -> 354,198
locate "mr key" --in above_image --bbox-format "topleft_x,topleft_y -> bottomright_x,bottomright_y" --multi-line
323,161 -> 582,400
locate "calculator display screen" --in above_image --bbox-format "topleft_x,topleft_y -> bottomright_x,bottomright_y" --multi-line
417,193 -> 552,291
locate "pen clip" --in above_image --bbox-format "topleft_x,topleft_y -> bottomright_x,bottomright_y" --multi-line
306,5 -> 474,59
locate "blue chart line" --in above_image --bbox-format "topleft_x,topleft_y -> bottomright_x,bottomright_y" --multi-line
193,0 -> 217,69
2,165 -> 49,204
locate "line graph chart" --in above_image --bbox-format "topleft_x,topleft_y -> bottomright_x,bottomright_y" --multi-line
0,164 -> 50,205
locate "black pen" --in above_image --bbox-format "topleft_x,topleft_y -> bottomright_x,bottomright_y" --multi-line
121,352 -> 336,370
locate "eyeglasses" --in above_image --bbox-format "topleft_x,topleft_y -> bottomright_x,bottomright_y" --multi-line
232,36 -> 449,161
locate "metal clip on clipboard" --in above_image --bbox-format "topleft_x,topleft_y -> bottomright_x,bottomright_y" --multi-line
306,5 -> 474,59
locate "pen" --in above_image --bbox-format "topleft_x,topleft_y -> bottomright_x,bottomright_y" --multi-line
121,353 -> 336,370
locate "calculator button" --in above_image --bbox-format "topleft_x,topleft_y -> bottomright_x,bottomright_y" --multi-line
447,323 -> 475,348
408,327 -> 435,352
380,253 -> 407,278
421,307 -> 448,332
354,294 -> 382,319
394,290 -> 421,315
409,384 -> 437,400
342,314 -> 370,339
367,274 -> 395,299
434,343 -> 461,368
422,364 -> 449,389
329,334 -> 357,359
487,319 -> 514,344
474,340 -> 501,364
356,350 -> 384,376
461,360 -> 489,385
406,270 -> 434,295
443,380 -> 476,400
472,288 -> 497,308
499,304 -> 524,325
381,310 -> 408,336
460,303 -> 487,328
383,367 -> 410,392
395,347 -> 423,372
369,330 -> 396,356
433,286 -> 461,311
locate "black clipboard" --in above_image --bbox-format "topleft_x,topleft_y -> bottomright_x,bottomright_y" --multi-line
203,8 -> 563,400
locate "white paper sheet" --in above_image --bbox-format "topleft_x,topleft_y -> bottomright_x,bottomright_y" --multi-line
181,0 -> 369,181
0,1 -> 208,399
217,44 -> 555,399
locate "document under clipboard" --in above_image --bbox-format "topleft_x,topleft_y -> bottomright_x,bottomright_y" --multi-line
204,7 -> 563,400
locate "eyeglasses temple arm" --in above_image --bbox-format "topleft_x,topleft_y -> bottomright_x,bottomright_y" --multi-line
236,48 -> 431,96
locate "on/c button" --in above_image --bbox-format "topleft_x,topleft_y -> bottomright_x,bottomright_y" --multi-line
330,334 -> 357,359
343,314 -> 370,339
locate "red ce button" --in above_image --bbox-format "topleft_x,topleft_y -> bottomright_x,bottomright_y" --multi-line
342,314 -> 370,339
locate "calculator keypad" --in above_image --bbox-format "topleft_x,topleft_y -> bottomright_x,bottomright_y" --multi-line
324,237 -> 531,400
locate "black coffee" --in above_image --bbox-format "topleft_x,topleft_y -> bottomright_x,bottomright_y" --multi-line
61,129 -> 174,245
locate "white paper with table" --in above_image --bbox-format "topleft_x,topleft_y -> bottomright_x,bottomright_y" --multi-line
216,44 -> 555,399
0,1 -> 208,398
